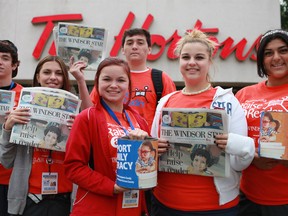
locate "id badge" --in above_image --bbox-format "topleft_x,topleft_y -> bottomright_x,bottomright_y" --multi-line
122,190 -> 139,208
41,172 -> 58,194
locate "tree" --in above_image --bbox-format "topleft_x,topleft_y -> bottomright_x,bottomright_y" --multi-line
281,0 -> 288,30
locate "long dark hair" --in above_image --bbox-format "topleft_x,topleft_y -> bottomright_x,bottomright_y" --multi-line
32,55 -> 71,91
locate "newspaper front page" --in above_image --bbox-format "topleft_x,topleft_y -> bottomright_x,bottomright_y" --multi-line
0,90 -> 15,136
55,22 -> 108,71
159,108 -> 230,177
9,87 -> 81,152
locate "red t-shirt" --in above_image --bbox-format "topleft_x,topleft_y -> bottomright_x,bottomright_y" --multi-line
29,148 -> 72,194
154,89 -> 238,211
236,81 -> 288,205
0,83 -> 22,185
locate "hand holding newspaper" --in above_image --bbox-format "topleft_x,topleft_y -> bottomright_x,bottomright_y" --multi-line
0,89 -> 15,135
54,22 -> 108,72
159,108 -> 230,177
9,87 -> 81,152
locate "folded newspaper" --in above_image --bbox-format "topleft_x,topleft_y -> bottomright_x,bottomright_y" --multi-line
54,22 -> 108,71
159,108 -> 230,177
9,87 -> 81,152
0,89 -> 15,136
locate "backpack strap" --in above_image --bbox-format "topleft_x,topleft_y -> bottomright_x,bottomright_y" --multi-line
87,107 -> 94,170
151,68 -> 163,104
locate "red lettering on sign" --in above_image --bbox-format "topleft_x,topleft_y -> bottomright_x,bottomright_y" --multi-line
32,12 -> 260,62
31,14 -> 83,59
220,36 -> 261,61
108,12 -> 258,62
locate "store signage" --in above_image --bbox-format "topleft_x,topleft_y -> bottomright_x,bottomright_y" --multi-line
32,12 -> 260,62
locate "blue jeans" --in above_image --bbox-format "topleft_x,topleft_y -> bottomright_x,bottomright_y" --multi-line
151,194 -> 239,216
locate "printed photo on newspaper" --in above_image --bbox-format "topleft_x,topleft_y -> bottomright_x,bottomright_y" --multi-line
55,22 -> 108,71
0,89 -> 15,136
9,87 -> 81,152
159,108 -> 230,177
259,111 -> 288,160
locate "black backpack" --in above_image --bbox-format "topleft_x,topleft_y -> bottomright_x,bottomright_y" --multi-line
151,68 -> 163,105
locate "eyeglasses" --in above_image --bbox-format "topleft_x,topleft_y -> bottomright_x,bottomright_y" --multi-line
140,150 -> 151,154
262,120 -> 270,124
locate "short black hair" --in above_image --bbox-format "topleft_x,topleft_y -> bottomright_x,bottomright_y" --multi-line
78,49 -> 93,64
257,29 -> 288,78
121,28 -> 151,47
190,148 -> 212,167
44,125 -> 62,143
0,40 -> 20,78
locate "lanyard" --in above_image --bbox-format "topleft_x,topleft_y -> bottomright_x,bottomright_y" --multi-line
9,81 -> 14,90
0,81 -> 14,90
101,98 -> 135,135
46,150 -> 53,174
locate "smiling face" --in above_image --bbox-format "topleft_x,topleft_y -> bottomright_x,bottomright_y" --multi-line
36,61 -> 64,89
33,93 -> 48,106
98,65 -> 129,111
179,42 -> 211,88
262,116 -> 271,130
139,145 -> 152,162
264,38 -> 288,86
48,97 -> 64,109
192,155 -> 208,173
44,131 -> 58,147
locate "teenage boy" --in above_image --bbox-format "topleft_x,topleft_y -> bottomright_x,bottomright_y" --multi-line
0,40 -> 23,216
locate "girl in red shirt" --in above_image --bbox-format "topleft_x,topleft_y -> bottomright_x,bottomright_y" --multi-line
236,29 -> 288,216
64,57 -> 150,216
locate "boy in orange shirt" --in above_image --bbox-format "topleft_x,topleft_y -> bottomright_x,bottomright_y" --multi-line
0,40 -> 22,216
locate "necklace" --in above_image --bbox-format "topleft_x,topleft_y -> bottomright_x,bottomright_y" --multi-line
181,84 -> 212,95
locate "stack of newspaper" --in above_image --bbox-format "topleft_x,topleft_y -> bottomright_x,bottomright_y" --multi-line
9,87 -> 81,152
53,22 -> 108,71
159,108 -> 230,177
0,89 -> 15,136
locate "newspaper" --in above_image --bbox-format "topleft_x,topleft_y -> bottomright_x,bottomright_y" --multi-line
259,111 -> 288,160
0,90 -> 15,136
159,108 -> 230,177
9,87 -> 81,152
55,22 -> 108,71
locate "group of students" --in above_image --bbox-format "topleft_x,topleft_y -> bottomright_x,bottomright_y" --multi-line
0,27 -> 287,216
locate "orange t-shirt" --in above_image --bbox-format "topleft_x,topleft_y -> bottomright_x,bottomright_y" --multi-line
153,89 -> 238,211
29,148 -> 72,194
0,83 -> 22,185
236,81 -> 288,205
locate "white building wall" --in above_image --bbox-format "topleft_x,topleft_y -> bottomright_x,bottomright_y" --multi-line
0,0 -> 281,85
